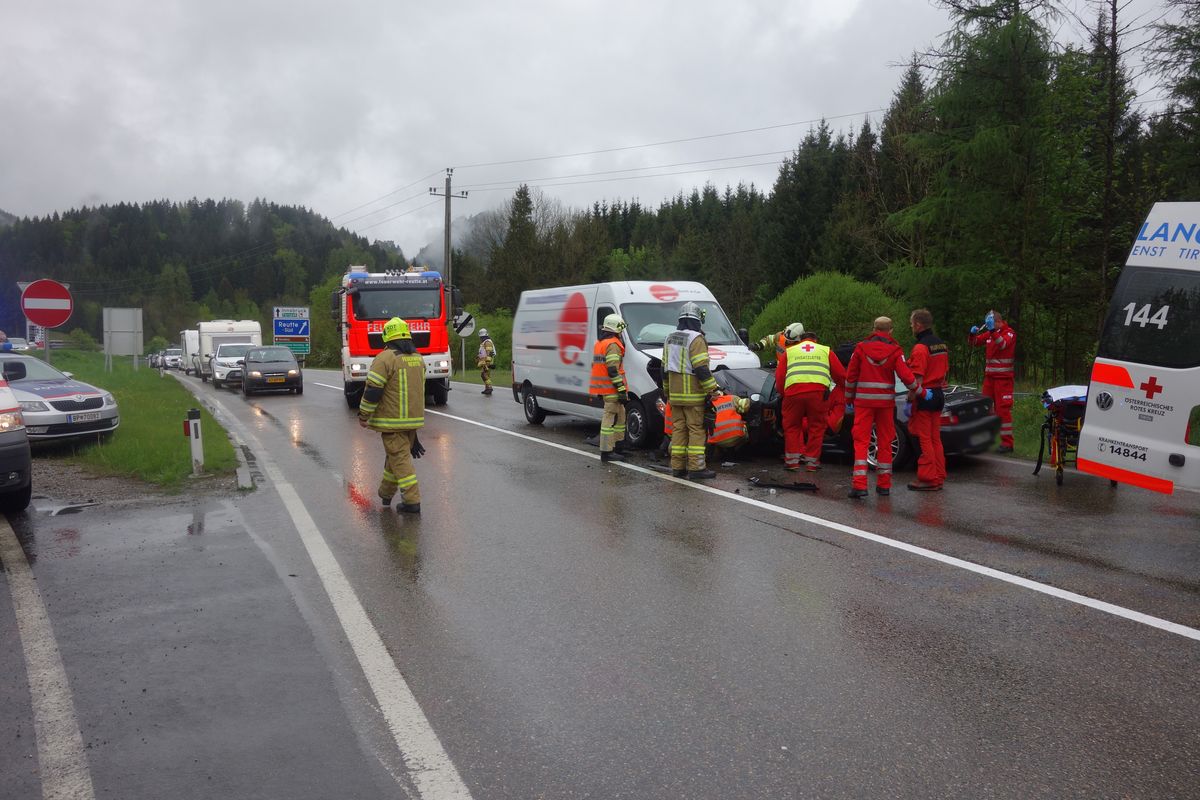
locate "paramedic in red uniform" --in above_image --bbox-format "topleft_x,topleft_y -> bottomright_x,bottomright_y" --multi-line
775,323 -> 845,472
906,309 -> 949,491
968,310 -> 1017,452
844,317 -> 919,498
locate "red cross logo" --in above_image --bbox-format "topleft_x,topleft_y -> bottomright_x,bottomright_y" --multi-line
801,343 -> 815,352
1140,376 -> 1163,400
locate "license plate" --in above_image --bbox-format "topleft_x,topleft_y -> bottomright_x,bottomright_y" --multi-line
267,377 -> 285,384
69,411 -> 101,423
969,431 -> 992,446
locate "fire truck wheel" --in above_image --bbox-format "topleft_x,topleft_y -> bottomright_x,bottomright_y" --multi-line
429,381 -> 448,406
522,385 -> 546,425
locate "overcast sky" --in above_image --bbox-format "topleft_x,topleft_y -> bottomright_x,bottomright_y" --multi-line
2,0 -> 1173,259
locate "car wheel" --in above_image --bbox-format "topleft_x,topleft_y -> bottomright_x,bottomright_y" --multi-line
213,377 -> 223,389
522,385 -> 546,424
0,482 -> 32,513
428,380 -> 448,406
294,383 -> 303,395
867,426 -> 913,470
243,381 -> 253,396
624,398 -> 661,449
345,382 -> 363,410
201,372 -> 208,383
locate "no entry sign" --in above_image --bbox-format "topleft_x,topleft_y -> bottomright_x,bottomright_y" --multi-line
21,279 -> 73,328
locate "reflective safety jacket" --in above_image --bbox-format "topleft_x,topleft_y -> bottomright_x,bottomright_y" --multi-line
663,329 -> 718,406
909,328 -> 949,390
845,332 -> 917,408
663,395 -> 750,447
359,348 -> 426,431
776,340 -> 846,396
476,336 -> 496,368
589,336 -> 627,396
968,323 -> 1016,379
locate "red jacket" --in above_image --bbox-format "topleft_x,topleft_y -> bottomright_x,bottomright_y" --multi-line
909,329 -> 948,390
968,323 -> 1016,379
845,332 -> 917,408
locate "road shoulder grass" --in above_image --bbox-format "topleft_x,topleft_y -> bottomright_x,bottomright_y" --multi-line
32,351 -> 238,491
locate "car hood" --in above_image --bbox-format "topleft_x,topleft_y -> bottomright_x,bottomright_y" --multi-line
10,379 -> 105,401
246,360 -> 298,370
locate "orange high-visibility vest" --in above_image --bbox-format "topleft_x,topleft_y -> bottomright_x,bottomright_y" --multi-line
589,337 -> 626,396
708,394 -> 748,447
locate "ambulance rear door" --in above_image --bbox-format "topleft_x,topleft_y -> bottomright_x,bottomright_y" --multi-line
1078,202 -> 1200,494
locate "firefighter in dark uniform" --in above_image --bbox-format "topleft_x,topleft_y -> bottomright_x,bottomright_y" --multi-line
477,328 -> 496,395
663,301 -> 720,479
359,317 -> 426,513
589,313 -> 629,462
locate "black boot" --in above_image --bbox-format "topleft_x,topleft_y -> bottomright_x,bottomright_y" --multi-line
600,450 -> 627,463
671,468 -> 687,478
398,503 -> 421,514
688,468 -> 716,480
481,386 -> 493,396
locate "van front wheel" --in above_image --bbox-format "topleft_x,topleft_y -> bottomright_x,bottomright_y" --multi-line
625,399 -> 661,449
522,386 -> 546,424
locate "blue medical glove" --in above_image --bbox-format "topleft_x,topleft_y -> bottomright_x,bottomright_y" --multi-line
924,388 -> 934,401
845,403 -> 854,415
970,325 -> 980,335
903,401 -> 913,417
984,312 -> 995,331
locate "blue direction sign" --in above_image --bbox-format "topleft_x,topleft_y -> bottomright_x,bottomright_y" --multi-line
274,318 -> 310,337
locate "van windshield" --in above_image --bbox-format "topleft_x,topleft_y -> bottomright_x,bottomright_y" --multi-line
621,301 -> 741,348
1099,266 -> 1200,369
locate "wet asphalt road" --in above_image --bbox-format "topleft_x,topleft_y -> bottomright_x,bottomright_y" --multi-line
2,369 -> 1198,799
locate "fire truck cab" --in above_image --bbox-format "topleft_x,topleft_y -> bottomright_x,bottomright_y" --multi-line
332,266 -> 456,409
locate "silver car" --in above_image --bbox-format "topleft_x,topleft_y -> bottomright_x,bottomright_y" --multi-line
0,355 -> 120,442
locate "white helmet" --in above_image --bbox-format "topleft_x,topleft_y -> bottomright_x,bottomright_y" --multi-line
602,313 -> 626,334
678,301 -> 705,323
479,328 -> 489,338
785,322 -> 805,341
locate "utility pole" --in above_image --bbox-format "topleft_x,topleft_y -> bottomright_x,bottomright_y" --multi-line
429,168 -> 468,313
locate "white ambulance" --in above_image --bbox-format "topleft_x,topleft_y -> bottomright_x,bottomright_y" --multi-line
1078,201 -> 1200,494
511,281 -> 758,447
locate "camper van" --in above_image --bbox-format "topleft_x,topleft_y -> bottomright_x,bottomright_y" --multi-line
511,281 -> 759,447
194,320 -> 263,387
179,329 -> 200,375
1078,201 -> 1200,494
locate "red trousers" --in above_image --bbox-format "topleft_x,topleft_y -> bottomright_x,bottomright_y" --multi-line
983,376 -> 1014,447
782,393 -> 827,468
851,406 -> 895,490
909,408 -> 945,486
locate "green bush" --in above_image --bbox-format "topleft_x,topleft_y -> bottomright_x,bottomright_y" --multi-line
750,272 -> 913,349
65,327 -> 101,351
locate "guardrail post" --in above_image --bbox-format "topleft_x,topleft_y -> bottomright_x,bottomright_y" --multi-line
185,409 -> 204,476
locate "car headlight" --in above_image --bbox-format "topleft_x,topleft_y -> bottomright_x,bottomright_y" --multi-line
102,392 -> 115,406
287,369 -> 299,376
435,360 -> 450,369
0,411 -> 24,431
249,370 -> 262,378
18,400 -> 48,412
351,362 -> 366,371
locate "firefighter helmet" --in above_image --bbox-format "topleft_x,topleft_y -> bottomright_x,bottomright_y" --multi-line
602,314 -> 626,334
785,322 -> 805,341
678,301 -> 706,324
382,317 -> 411,342
479,328 -> 489,338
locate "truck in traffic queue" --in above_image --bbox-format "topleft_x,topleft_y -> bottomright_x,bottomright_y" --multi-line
193,320 -> 263,387
1078,201 -> 1200,494
331,266 -> 457,409
511,281 -> 760,448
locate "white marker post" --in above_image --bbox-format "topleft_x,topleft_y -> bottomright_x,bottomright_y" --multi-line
185,409 -> 204,475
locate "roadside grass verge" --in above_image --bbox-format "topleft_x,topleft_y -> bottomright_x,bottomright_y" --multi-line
451,367 -> 513,389
32,351 -> 237,489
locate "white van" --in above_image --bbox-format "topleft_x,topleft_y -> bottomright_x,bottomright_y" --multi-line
511,281 -> 759,447
1078,201 -> 1200,494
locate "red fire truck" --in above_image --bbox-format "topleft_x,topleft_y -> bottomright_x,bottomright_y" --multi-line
332,266 -> 457,409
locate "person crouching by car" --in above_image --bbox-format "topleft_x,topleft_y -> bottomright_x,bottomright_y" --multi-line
907,309 -> 948,491
775,323 -> 846,472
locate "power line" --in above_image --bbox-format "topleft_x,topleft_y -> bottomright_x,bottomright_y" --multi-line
330,169 -> 443,221
464,159 -> 786,195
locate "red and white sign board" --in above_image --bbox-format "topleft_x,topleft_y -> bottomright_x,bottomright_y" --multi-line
21,279 -> 73,328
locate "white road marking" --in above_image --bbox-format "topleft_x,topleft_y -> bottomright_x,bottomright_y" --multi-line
313,381 -> 343,391
0,517 -> 97,800
199,398 -> 472,800
426,408 -> 1200,643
